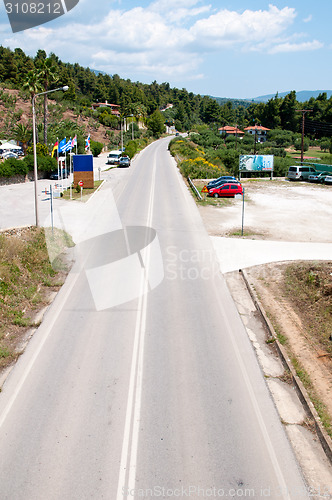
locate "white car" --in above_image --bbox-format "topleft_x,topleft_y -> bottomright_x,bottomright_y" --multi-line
324,175 -> 332,184
1,151 -> 18,159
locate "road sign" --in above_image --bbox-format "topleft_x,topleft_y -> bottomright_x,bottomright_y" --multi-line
201,185 -> 209,193
78,180 -> 84,187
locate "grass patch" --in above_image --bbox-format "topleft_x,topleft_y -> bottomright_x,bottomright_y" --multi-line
284,262 -> 332,356
61,180 -> 103,202
228,229 -> 262,238
198,197 -> 233,207
292,356 -> 332,437
0,227 -> 73,372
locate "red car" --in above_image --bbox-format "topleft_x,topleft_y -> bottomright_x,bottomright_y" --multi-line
208,182 -> 243,198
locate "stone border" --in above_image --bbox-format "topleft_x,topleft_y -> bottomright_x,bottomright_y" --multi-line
240,268 -> 332,465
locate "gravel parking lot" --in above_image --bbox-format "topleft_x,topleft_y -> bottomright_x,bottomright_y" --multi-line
199,179 -> 332,243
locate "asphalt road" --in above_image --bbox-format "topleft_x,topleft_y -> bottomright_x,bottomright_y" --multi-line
0,138 -> 309,499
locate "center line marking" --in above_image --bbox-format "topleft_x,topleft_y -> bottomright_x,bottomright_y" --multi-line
116,156 -> 157,499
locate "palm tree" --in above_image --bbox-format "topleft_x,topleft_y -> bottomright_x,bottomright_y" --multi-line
22,70 -> 43,143
22,70 -> 43,98
12,123 -> 32,155
36,58 -> 58,145
133,103 -> 147,129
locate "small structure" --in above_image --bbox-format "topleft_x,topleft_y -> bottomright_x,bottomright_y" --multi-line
160,104 -> 174,112
244,125 -> 270,143
91,101 -> 120,117
218,126 -> 244,137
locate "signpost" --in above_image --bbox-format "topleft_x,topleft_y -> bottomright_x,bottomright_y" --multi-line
78,180 -> 84,201
201,185 -> 209,201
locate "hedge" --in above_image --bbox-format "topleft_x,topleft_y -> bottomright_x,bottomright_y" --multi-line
0,155 -> 57,177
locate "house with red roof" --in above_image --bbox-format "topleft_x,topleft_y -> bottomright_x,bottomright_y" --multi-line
218,126 -> 244,137
244,125 -> 270,143
91,100 -> 120,117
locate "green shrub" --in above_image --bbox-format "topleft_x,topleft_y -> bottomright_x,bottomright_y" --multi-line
90,140 -> 103,157
124,140 -> 138,158
179,157 -> 226,179
168,137 -> 201,160
26,142 -> 49,157
293,138 -> 309,152
22,154 -> 56,174
0,157 -> 31,177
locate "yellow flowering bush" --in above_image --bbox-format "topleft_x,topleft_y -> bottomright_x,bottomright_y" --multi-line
180,157 -> 227,178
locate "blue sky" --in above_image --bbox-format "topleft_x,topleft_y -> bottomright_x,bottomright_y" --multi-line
1,0 -> 331,99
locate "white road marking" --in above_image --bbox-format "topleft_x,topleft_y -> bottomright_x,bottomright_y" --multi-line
116,156 -> 157,499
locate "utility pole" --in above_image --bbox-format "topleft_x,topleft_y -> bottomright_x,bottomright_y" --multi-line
254,125 -> 258,155
299,109 -> 312,165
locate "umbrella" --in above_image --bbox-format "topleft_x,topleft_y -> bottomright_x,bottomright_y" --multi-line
0,142 -> 21,150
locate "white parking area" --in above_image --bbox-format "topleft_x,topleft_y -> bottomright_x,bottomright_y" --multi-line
199,180 -> 332,272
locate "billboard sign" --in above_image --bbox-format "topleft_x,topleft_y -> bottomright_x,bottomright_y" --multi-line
239,155 -> 274,172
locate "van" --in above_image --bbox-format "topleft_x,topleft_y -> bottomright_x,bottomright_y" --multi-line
107,150 -> 122,165
287,166 -> 316,181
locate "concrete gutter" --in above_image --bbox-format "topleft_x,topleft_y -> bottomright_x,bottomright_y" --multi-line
240,268 -> 332,465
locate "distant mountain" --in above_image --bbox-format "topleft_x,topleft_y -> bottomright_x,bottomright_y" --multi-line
251,90 -> 332,102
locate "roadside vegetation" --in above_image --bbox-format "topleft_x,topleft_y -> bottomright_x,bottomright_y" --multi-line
0,227 -> 74,373
284,262 -> 332,357
264,261 -> 332,437
169,131 -> 332,181
285,261 -> 332,437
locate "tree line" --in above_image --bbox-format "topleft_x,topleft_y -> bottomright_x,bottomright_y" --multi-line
0,45 -> 331,143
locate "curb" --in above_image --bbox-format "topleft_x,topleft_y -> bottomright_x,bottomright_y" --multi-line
86,179 -> 106,204
239,268 -> 332,465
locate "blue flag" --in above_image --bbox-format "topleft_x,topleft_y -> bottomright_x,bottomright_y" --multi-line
63,138 -> 73,152
58,138 -> 67,153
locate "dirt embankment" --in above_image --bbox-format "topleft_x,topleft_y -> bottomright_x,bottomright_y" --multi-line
0,88 -> 115,145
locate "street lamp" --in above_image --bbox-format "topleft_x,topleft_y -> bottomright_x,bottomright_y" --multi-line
130,114 -> 134,140
121,118 -> 123,152
32,85 -> 69,226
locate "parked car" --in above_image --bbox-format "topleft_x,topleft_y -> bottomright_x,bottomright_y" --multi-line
208,182 -> 243,198
118,156 -> 131,168
287,165 -> 316,181
207,175 -> 238,189
308,171 -> 331,183
324,175 -> 332,184
207,179 -> 240,191
49,169 -> 69,179
1,151 -> 18,159
107,150 -> 122,165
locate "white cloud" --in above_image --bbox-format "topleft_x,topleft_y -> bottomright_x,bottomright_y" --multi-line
2,2 -> 324,85
269,40 -> 324,54
188,5 -> 297,48
303,14 -> 313,23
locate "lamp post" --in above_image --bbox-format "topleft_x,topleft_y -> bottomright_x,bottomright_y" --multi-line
32,85 -> 69,227
299,109 -> 312,165
130,114 -> 134,140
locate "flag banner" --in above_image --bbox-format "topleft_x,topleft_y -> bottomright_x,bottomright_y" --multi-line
85,134 -> 90,150
71,135 -> 77,148
63,138 -> 73,152
58,138 -> 67,153
51,141 -> 59,157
